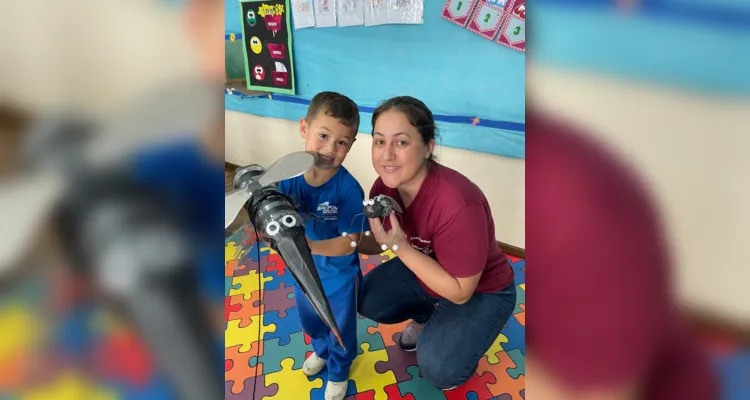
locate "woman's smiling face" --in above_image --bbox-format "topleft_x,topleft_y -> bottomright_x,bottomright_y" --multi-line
371,109 -> 434,189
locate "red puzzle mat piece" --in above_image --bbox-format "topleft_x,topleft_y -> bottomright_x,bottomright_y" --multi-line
264,252 -> 285,276
225,341 -> 264,394
444,370 -> 496,400
92,329 -> 154,388
225,296 -> 241,324
227,292 -> 263,328
344,389 -> 375,400
384,383 -> 415,400
362,263 -> 377,275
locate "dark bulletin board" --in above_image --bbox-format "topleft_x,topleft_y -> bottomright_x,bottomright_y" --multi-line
225,39 -> 246,83
239,0 -> 296,95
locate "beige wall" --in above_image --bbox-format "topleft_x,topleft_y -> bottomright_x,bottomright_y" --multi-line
0,0 -> 197,117
225,111 -> 527,247
528,65 -> 750,325
4,0 -> 748,324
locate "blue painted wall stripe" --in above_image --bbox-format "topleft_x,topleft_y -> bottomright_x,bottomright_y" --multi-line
533,0 -> 750,31
532,3 -> 750,96
225,90 -> 526,132
225,91 -> 525,159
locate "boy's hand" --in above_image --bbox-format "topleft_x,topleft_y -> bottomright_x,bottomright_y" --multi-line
306,234 -> 359,257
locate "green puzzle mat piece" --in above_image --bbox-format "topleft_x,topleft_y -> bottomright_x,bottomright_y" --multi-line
357,316 -> 385,355
398,365 -> 446,400
514,285 -> 525,314
506,348 -> 525,379
257,331 -> 312,374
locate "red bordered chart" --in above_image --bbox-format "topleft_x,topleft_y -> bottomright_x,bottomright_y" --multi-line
441,0 -> 480,27
466,0 -> 507,40
496,0 -> 525,52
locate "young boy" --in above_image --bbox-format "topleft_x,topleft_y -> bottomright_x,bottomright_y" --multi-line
277,91 -> 368,400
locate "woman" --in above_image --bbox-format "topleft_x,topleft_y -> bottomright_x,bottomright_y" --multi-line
357,96 -> 517,390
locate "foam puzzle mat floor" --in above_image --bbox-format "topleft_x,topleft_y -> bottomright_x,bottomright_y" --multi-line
224,226 -> 526,400
0,228 -> 747,399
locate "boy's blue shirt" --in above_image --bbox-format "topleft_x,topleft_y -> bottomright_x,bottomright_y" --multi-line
278,166 -> 369,295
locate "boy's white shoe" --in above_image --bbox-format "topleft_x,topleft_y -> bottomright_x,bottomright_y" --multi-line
324,380 -> 348,400
302,352 -> 327,376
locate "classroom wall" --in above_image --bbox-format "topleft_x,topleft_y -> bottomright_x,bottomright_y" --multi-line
224,0 -> 526,159
224,112 -> 526,247
227,63 -> 750,324
527,64 -> 750,325
0,0 -> 198,117
3,1 -> 747,323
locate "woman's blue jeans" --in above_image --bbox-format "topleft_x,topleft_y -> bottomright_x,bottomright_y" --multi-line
358,257 -> 517,389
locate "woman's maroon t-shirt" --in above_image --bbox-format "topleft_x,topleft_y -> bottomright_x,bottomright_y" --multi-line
526,110 -> 718,399
369,163 -> 514,298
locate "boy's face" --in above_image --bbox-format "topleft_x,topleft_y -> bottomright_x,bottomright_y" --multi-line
300,113 -> 356,171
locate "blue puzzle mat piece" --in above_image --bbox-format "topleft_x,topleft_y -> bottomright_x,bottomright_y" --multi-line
244,242 -> 272,262
262,308 -> 302,347
510,259 -> 525,286
108,376 -> 175,400
264,266 -> 296,291
501,314 -> 525,355
257,331 -> 311,374
713,349 -> 750,400
309,377 -> 357,400
55,302 -> 97,358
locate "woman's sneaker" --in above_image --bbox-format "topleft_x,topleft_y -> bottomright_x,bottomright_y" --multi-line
302,352 -> 327,376
324,380 -> 348,400
397,321 -> 425,352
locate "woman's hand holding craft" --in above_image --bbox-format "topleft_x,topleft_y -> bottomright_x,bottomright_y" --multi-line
368,212 -> 407,252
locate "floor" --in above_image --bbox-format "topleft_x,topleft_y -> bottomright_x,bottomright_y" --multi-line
0,230 -> 746,399
224,226 -> 527,400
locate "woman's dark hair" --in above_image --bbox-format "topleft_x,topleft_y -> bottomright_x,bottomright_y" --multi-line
371,96 -> 439,163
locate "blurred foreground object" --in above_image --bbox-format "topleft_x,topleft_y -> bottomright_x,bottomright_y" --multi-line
0,81 -> 222,400
0,81 -> 216,274
526,109 -> 719,399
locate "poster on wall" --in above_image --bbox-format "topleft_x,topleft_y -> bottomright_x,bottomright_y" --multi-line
364,0 -> 423,26
467,0 -> 506,40
364,0 -> 388,26
441,0 -> 480,27
496,0 -> 525,52
338,0 -> 364,27
292,0 -> 316,28
387,0 -> 424,24
314,0 -> 338,27
240,0 -> 296,94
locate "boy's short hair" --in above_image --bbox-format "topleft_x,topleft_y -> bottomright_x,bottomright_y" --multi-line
306,92 -> 360,134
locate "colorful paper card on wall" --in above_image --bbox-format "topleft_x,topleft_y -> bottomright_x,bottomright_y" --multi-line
314,0 -> 337,27
467,0 -> 506,40
497,0 -> 525,52
338,0 -> 365,27
441,0 -> 480,27
292,0 -> 316,28
240,0 -> 296,94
